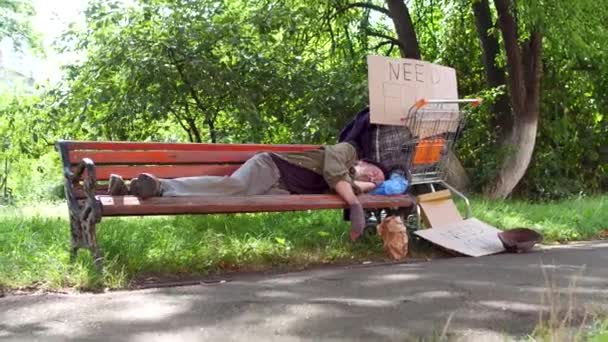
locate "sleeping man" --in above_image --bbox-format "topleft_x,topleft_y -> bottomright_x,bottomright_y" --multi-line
108,142 -> 386,241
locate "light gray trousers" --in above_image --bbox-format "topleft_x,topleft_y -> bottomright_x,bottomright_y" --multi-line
160,152 -> 289,197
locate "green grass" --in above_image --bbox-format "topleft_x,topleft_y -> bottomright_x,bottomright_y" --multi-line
469,195 -> 608,242
585,319 -> 608,342
0,203 -> 384,290
0,195 -> 606,291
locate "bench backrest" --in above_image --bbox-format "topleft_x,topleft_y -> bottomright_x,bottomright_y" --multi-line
57,140 -> 320,197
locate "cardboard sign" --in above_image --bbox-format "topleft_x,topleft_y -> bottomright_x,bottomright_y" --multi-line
416,190 -> 463,228
414,218 -> 506,257
367,55 -> 459,126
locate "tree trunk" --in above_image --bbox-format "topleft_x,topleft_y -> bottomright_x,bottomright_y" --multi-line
206,117 -> 217,143
473,0 -> 504,87
472,0 -> 512,136
485,0 -> 543,198
445,149 -> 471,192
385,0 -> 421,59
171,108 -> 194,142
485,116 -> 538,198
186,117 -> 203,143
183,101 -> 203,143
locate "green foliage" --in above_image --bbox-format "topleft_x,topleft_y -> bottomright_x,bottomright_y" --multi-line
586,319 -> 608,342
0,93 -> 55,158
520,61 -> 607,198
0,0 -> 38,49
50,0 -> 369,144
0,93 -> 63,203
430,0 -> 608,198
0,0 -> 606,201
455,87 -> 504,188
517,2 -> 608,197
507,0 -> 608,197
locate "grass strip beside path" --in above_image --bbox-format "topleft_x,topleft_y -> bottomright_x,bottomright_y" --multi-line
0,195 -> 606,290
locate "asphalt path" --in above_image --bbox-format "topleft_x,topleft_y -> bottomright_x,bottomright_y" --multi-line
2,241 -> 608,341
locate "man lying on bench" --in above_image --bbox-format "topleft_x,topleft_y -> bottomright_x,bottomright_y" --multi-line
107,142 -> 387,241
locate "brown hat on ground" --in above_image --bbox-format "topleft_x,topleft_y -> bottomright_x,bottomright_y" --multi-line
498,228 -> 543,253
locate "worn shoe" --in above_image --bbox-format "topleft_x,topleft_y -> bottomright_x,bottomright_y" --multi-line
108,174 -> 129,196
130,173 -> 162,199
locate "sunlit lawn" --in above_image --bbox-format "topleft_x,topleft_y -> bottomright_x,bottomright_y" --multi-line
1,195 -> 606,291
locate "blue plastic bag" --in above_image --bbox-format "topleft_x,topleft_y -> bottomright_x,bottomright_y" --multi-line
370,172 -> 409,195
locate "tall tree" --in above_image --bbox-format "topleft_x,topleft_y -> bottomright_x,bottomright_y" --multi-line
481,0 -> 542,198
471,0 -> 510,137
479,0 -> 607,198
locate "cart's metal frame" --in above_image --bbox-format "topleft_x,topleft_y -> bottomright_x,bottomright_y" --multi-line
401,98 -> 481,230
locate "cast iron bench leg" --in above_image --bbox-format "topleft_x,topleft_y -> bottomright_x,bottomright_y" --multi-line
64,158 -> 103,270
68,200 -> 103,269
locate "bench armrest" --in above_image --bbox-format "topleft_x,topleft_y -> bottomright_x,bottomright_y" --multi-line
65,158 -> 97,195
64,158 -> 101,222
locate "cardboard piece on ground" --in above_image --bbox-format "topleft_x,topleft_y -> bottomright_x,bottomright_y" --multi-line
414,218 -> 506,257
417,190 -> 463,228
367,55 -> 459,126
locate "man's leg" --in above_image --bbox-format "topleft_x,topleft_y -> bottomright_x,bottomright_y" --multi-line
151,152 -> 282,197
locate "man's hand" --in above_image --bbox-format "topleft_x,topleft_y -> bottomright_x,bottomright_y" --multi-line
354,181 -> 377,193
334,180 -> 366,241
349,203 -> 366,241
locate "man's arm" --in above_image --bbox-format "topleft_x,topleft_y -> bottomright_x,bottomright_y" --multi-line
334,180 -> 365,241
334,180 -> 359,205
322,143 -> 369,241
322,143 -> 358,193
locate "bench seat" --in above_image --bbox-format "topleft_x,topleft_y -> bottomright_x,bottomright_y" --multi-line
98,194 -> 414,216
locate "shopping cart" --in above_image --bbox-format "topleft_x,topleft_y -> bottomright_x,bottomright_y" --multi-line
360,98 -> 480,237
400,98 -> 481,230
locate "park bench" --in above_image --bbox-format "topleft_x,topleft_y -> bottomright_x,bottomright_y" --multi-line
56,140 -> 415,266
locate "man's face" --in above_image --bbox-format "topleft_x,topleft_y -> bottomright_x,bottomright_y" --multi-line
354,161 -> 385,183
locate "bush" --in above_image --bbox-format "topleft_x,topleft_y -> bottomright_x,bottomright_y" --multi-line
3,151 -> 64,203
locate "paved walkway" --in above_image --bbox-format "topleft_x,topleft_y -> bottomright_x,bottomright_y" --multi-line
2,241 -> 608,341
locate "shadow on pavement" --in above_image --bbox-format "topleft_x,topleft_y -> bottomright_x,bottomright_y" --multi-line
2,242 -> 608,341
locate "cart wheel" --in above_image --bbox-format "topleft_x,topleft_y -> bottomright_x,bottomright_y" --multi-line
405,213 -> 421,232
362,210 -> 380,239
403,212 -> 428,249
362,222 -> 378,238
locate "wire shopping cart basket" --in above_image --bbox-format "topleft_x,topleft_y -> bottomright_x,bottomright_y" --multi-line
400,98 -> 481,228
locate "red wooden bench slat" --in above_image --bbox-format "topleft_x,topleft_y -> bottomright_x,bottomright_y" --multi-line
98,194 -> 414,216
63,141 -> 319,152
74,187 -> 106,199
74,164 -> 240,180
69,150 -> 259,165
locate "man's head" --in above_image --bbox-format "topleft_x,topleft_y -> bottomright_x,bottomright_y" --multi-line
353,160 -> 386,184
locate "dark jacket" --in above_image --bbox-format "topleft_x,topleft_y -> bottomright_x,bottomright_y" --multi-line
338,107 -> 372,161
